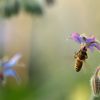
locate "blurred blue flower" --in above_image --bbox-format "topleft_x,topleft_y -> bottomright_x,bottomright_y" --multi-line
71,32 -> 100,51
0,53 -> 22,84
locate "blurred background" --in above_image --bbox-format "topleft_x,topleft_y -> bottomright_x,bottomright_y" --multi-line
0,0 -> 100,100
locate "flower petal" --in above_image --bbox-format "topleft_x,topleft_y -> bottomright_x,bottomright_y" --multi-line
88,46 -> 95,52
71,32 -> 83,44
3,69 -> 16,77
86,37 -> 95,43
3,53 -> 22,69
89,42 -> 100,50
94,43 -> 100,50
3,69 -> 20,83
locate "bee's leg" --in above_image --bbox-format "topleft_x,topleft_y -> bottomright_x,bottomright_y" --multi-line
85,54 -> 88,59
74,52 -> 77,58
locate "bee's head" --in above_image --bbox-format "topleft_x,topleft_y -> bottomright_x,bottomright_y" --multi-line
81,46 -> 87,52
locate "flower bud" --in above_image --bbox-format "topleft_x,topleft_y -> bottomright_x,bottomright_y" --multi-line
91,67 -> 100,96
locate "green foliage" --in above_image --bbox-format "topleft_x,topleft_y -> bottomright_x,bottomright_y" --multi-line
3,1 -> 20,18
0,0 -> 43,18
91,96 -> 100,100
24,3 -> 43,15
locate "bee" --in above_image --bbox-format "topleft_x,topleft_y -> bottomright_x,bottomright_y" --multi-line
71,32 -> 100,72
74,40 -> 98,72
74,46 -> 88,72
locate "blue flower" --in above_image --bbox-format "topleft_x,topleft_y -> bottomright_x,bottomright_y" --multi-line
0,53 -> 22,84
71,32 -> 100,51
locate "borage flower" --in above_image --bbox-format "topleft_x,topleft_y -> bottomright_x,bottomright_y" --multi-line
0,53 -> 22,85
71,32 -> 100,52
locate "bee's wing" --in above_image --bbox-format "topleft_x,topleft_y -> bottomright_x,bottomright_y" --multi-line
3,53 -> 22,69
82,60 -> 93,74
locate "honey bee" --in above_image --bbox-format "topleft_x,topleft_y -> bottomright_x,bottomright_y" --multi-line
70,32 -> 100,72
74,46 -> 88,72
74,41 -> 98,72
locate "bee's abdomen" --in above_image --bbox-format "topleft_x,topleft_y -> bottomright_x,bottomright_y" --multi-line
75,59 -> 83,72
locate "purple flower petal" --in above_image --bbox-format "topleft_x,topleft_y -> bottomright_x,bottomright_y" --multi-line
71,32 -> 100,51
88,42 -> 100,51
71,32 -> 94,44
88,46 -> 95,52
71,32 -> 82,44
94,43 -> 100,50
86,37 -> 95,43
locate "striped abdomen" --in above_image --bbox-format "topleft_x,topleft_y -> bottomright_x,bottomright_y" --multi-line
75,59 -> 83,72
